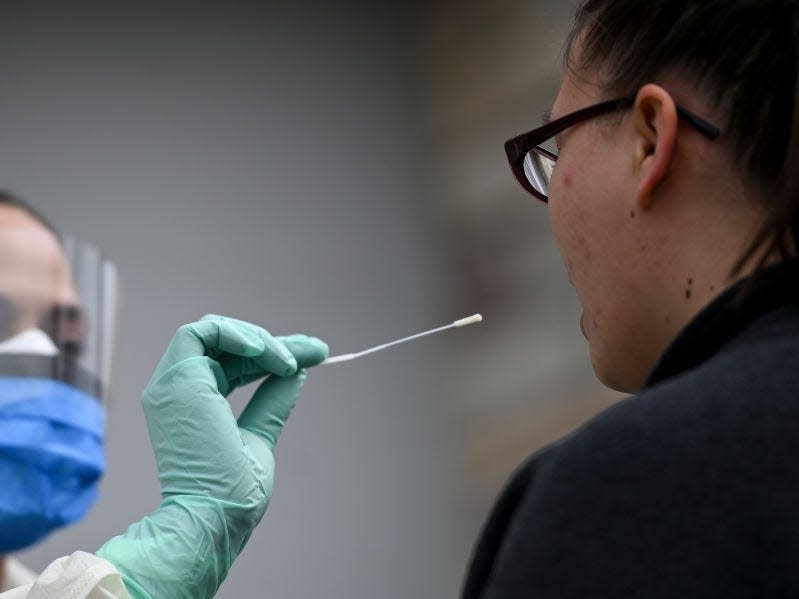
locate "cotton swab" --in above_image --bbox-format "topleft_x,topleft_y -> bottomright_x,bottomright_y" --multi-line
320,314 -> 483,366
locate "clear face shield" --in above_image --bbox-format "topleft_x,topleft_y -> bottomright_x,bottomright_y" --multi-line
0,232 -> 120,403
0,211 -> 118,551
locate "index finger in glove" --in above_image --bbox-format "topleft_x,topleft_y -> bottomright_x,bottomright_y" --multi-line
213,334 -> 329,391
276,334 -> 329,368
152,315 -> 298,383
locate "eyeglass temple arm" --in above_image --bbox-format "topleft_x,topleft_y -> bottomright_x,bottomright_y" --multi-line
676,105 -> 720,139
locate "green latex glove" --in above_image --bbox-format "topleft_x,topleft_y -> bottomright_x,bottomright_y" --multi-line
97,315 -> 328,599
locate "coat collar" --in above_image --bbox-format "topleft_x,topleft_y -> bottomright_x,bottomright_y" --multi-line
645,259 -> 799,387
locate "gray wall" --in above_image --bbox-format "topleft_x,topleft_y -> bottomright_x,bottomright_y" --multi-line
3,3 -> 460,597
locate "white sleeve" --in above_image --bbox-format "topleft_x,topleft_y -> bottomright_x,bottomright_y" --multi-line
0,552 -> 130,599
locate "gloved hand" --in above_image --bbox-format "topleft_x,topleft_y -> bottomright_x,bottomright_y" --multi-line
96,315 -> 328,599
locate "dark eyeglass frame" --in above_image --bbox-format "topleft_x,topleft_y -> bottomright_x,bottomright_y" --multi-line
504,96 -> 721,203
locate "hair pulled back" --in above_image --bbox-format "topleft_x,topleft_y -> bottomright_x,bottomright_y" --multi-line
569,0 -> 799,272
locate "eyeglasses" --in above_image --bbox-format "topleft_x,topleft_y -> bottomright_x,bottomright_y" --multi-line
504,96 -> 721,203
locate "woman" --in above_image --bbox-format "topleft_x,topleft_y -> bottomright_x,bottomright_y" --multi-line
463,1 -> 799,597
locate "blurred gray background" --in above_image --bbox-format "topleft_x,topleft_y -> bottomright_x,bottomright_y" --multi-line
2,1 -> 620,597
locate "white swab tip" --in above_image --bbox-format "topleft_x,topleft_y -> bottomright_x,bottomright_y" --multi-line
453,313 -> 483,327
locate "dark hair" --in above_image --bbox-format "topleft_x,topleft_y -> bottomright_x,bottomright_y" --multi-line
0,190 -> 61,242
568,0 -> 799,274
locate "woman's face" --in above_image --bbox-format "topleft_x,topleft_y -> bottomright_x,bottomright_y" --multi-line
546,67 -> 663,392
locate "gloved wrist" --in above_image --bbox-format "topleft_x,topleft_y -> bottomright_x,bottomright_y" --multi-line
97,493 -> 260,599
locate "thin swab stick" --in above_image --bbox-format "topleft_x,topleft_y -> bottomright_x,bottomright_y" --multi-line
321,314 -> 483,366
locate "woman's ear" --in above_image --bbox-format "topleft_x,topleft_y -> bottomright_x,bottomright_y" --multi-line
633,84 -> 679,210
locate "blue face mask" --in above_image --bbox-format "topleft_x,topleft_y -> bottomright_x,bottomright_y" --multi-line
0,377 -> 105,552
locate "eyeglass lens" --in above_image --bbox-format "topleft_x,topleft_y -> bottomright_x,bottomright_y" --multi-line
523,138 -> 557,198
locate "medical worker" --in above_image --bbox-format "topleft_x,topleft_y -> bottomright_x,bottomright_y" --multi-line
0,194 -> 328,598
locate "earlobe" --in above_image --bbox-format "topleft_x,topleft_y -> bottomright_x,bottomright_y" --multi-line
633,84 -> 678,210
